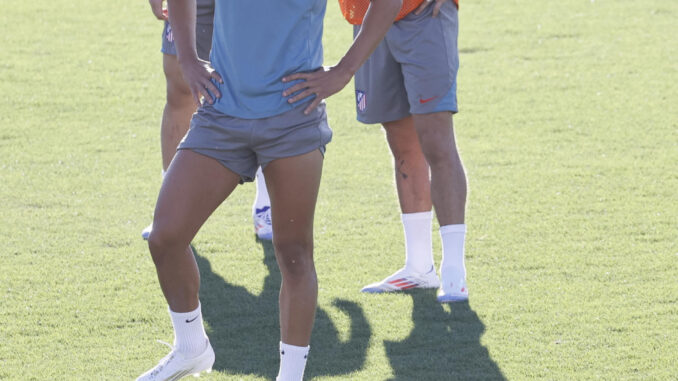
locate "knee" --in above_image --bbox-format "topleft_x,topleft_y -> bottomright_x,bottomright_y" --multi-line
147,223 -> 184,264
417,135 -> 457,169
163,68 -> 193,108
385,125 -> 423,160
423,147 -> 455,169
162,54 -> 194,110
165,84 -> 193,109
275,240 -> 315,281
391,142 -> 425,164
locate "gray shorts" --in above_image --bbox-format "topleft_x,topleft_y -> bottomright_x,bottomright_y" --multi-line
178,102 -> 332,183
161,20 -> 213,61
353,0 -> 459,124
195,0 -> 215,25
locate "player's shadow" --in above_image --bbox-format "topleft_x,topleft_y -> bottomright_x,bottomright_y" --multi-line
194,240 -> 371,379
384,292 -> 505,380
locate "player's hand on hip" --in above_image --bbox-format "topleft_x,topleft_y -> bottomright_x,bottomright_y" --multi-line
282,66 -> 352,115
180,58 -> 223,107
414,0 -> 446,17
149,0 -> 168,20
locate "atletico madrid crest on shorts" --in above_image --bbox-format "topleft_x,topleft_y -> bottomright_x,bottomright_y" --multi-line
356,90 -> 367,112
165,24 -> 174,43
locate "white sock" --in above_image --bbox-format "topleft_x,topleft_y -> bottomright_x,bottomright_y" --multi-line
439,224 -> 467,277
402,211 -> 434,274
253,167 -> 271,213
276,342 -> 309,381
169,303 -> 208,357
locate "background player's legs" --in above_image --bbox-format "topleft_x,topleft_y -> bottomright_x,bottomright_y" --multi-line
141,53 -> 196,240
253,167 -> 273,240
263,150 -> 323,380
160,53 -> 196,171
411,112 -> 466,225
383,116 -> 432,214
383,117 -> 436,275
361,117 -> 440,293
412,111 -> 468,302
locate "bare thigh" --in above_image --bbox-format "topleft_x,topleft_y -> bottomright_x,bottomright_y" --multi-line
152,149 -> 242,248
263,149 -> 324,254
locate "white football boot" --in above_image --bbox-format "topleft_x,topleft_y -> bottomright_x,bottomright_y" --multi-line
437,267 -> 469,303
253,206 -> 273,240
141,223 -> 153,241
137,340 -> 215,381
361,266 -> 440,293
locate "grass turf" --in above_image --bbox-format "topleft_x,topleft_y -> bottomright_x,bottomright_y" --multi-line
0,0 -> 676,379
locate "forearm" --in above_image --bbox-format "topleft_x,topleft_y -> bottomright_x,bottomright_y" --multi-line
337,0 -> 402,75
167,0 -> 198,64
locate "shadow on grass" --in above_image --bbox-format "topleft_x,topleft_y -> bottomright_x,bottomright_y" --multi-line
193,240 -> 371,379
384,291 -> 505,380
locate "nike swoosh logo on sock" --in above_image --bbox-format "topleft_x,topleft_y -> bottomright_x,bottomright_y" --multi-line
185,315 -> 199,323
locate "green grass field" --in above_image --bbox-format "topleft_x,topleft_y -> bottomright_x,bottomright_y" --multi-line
1,0 -> 676,379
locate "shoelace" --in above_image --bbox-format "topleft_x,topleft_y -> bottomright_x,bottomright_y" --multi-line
150,340 -> 176,377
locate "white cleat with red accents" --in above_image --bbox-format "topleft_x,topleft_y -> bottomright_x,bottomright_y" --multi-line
361,266 -> 440,293
437,267 -> 469,303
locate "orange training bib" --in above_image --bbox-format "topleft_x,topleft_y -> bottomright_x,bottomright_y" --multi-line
339,0 -> 458,25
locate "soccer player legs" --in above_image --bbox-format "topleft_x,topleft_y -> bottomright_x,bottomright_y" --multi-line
413,111 -> 468,303
264,151 -> 323,379
349,0 -> 470,302
159,46 -> 195,174
136,0 -> 401,379
361,116 -> 441,292
140,150 -> 238,381
139,147 -> 322,380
